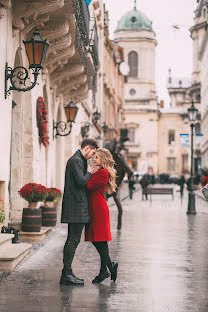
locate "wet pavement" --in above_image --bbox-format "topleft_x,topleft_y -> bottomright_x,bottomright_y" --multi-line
1,184 -> 208,312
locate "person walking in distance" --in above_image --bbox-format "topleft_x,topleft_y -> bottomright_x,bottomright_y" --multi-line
60,139 -> 98,285
179,175 -> 185,198
140,174 -> 150,200
85,148 -> 118,283
128,175 -> 135,199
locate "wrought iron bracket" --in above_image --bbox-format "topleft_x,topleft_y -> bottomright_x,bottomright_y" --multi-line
5,62 -> 41,99
53,120 -> 73,139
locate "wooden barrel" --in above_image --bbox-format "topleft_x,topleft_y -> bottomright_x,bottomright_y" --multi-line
41,206 -> 57,226
22,208 -> 42,232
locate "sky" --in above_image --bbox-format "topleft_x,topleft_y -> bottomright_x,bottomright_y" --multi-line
103,0 -> 197,106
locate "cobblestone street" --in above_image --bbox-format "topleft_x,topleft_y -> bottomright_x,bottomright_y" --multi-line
1,185 -> 208,312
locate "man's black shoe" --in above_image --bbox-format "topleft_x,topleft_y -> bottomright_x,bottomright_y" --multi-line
60,269 -> 84,285
92,271 -> 110,283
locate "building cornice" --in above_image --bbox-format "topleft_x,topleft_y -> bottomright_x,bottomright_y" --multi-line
190,20 -> 207,36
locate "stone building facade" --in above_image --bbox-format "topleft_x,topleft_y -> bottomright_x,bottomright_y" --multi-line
0,0 -> 125,226
103,9 -> 125,143
193,0 -> 208,167
112,1 -> 204,176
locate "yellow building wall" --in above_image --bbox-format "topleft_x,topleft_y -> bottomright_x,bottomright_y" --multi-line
158,113 -> 191,175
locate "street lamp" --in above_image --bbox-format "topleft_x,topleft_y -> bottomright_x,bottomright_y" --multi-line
53,100 -> 79,139
81,123 -> 90,139
187,100 -> 198,215
93,109 -> 101,122
102,122 -> 108,134
5,29 -> 49,99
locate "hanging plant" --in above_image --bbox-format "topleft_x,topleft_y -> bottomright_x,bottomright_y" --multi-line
36,96 -> 49,147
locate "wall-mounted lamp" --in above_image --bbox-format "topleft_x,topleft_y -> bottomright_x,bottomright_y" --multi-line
5,29 -> 49,99
93,109 -> 101,122
81,123 -> 90,139
53,100 -> 79,139
102,122 -> 108,134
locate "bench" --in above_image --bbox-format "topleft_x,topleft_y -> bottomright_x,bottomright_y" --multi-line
142,187 -> 174,201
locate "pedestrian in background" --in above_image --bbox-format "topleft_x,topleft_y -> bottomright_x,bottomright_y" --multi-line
179,175 -> 185,198
60,138 -> 98,285
140,174 -> 150,200
85,148 -> 118,283
201,167 -> 208,187
128,175 -> 135,199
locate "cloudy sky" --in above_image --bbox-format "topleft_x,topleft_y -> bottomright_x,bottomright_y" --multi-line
103,0 -> 197,105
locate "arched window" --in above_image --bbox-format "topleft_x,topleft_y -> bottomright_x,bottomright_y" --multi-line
128,51 -> 138,78
128,127 -> 136,143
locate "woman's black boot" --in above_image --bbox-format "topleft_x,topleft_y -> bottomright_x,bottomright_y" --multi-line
92,271 -> 110,283
110,262 -> 118,282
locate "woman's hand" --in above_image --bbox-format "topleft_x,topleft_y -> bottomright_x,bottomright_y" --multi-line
87,164 -> 94,174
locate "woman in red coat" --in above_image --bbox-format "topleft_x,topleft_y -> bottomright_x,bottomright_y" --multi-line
85,148 -> 118,283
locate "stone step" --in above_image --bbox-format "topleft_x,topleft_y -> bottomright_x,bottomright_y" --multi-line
0,234 -> 15,248
0,242 -> 32,271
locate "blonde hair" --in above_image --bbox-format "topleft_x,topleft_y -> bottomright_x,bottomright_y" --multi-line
96,148 -> 117,194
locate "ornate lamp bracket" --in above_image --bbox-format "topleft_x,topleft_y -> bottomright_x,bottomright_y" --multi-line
5,62 -> 41,99
53,120 -> 73,139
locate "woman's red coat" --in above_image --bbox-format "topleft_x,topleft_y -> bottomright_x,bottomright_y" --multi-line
85,168 -> 112,242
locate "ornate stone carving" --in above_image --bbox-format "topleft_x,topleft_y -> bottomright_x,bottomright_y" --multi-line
22,14 -> 50,34
37,19 -> 70,41
0,0 -> 11,8
0,0 -> 11,18
39,16 -> 75,74
47,34 -> 72,54
58,74 -> 87,94
12,0 -> 64,30
45,46 -> 75,74
51,63 -> 84,84
64,83 -> 89,104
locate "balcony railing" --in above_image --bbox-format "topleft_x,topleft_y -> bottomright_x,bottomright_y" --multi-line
73,0 -> 90,68
91,22 -> 99,67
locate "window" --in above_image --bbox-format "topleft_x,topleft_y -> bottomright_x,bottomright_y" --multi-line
127,156 -> 137,170
168,130 -> 175,145
195,123 -> 201,134
196,94 -> 200,102
128,51 -> 138,78
167,158 -> 176,171
129,88 -> 136,96
128,127 -> 136,143
182,154 -> 188,173
203,8 -> 207,18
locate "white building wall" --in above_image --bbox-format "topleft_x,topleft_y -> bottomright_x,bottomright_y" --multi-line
200,34 -> 208,167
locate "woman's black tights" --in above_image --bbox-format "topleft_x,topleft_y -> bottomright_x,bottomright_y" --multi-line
92,241 -> 113,274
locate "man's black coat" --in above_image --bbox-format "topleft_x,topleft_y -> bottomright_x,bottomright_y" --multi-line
61,150 -> 92,223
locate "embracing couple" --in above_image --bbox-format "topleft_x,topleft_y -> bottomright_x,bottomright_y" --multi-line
60,138 -> 118,285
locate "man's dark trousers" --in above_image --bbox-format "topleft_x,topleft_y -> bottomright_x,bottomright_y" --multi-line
61,150 -> 92,274
63,223 -> 85,271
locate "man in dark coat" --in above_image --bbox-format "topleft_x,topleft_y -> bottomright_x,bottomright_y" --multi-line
60,138 -> 98,285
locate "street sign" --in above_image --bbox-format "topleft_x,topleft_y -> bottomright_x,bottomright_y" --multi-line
195,133 -> 203,147
180,134 -> 189,147
86,0 -> 92,5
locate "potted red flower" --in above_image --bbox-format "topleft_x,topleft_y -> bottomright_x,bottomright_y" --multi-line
45,187 -> 62,207
18,183 -> 47,232
0,198 -> 5,232
41,187 -> 62,227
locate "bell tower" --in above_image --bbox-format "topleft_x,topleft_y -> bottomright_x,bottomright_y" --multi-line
114,7 -> 158,173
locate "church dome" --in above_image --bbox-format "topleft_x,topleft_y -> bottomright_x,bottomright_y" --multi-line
115,8 -> 152,32
197,0 -> 208,17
